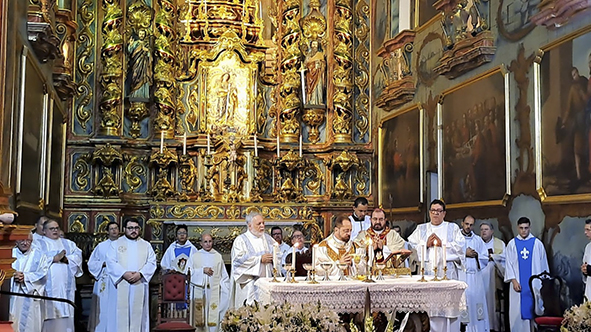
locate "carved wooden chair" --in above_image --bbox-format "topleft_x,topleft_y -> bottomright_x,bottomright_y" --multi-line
153,270 -> 196,332
528,271 -> 565,332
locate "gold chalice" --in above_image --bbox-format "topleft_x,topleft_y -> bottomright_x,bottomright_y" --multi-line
320,262 -> 333,281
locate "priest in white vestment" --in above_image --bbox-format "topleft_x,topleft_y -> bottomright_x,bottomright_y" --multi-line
459,216 -> 490,332
10,234 -> 50,332
31,216 -> 47,248
480,222 -> 506,331
408,199 -> 465,332
349,197 -> 371,241
316,215 -> 356,278
106,218 -> 156,332
37,220 -> 83,332
87,221 -> 120,332
230,212 -> 275,308
161,224 -> 198,274
581,219 -> 591,301
505,217 -> 549,332
190,234 -> 230,332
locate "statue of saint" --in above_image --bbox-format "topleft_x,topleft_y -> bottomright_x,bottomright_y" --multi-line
215,72 -> 239,128
127,29 -> 152,100
304,40 -> 326,105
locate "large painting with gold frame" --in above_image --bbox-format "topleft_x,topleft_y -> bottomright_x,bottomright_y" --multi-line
534,27 -> 591,203
378,104 -> 424,212
438,66 -> 511,207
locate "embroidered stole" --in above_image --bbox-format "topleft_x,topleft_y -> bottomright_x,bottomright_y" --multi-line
116,238 -> 148,332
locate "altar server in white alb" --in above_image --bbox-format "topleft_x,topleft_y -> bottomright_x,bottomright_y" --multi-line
161,224 -> 198,274
480,221 -> 505,331
36,220 -> 83,332
87,221 -> 120,332
191,233 -> 230,332
316,214 -> 356,277
459,215 -> 490,332
230,212 -> 275,308
505,217 -> 549,332
31,216 -> 47,247
106,218 -> 157,332
10,234 -> 51,332
349,197 -> 372,241
408,199 -> 465,280
582,219 -> 591,301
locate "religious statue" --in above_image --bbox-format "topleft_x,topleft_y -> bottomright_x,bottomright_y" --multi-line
304,40 -> 326,105
215,72 -> 239,128
127,29 -> 152,100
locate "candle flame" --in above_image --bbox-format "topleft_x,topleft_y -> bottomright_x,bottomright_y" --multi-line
434,239 -> 438,246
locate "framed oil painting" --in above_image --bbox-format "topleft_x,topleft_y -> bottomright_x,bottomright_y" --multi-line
438,66 -> 511,207
534,27 -> 591,203
378,104 -> 424,212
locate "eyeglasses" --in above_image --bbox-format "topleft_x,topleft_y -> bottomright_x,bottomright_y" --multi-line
292,234 -> 304,239
127,226 -> 141,230
177,232 -> 188,235
48,227 -> 60,231
429,209 -> 445,214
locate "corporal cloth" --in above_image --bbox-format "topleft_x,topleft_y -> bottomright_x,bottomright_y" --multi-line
230,231 -> 275,308
87,239 -> 117,332
459,232 -> 489,332
37,237 -> 83,332
106,236 -> 157,332
10,247 -> 50,332
191,249 -> 230,332
505,234 -> 548,332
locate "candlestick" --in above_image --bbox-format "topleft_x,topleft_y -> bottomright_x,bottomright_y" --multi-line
160,131 -> 164,153
207,133 -> 211,155
418,266 -> 427,282
276,135 -> 280,158
433,239 -> 438,275
421,243 -> 425,271
183,132 -> 187,155
299,134 -> 303,157
254,134 -> 258,157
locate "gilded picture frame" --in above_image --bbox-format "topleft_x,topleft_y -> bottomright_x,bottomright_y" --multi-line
437,66 -> 511,208
534,26 -> 591,204
378,104 -> 424,213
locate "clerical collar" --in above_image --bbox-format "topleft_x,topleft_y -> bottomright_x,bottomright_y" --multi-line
483,238 -> 493,244
351,213 -> 364,222
462,230 -> 473,237
373,229 -> 384,235
332,234 -> 346,246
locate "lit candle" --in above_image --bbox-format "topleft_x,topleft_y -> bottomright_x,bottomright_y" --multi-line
292,242 -> 297,271
183,132 -> 187,155
273,242 -> 279,271
207,133 -> 211,155
259,0 -> 263,20
254,134 -> 258,157
421,243 -> 425,270
434,239 -> 438,271
367,238 -> 373,268
276,135 -> 280,158
312,244 -> 318,269
299,134 -> 303,157
160,131 -> 164,153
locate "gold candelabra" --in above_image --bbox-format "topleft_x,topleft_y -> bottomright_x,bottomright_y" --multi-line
418,267 -> 427,282
432,266 -> 441,282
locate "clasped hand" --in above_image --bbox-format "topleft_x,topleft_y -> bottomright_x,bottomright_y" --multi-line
53,250 -> 68,264
426,234 -> 442,248
123,271 -> 142,284
203,267 -> 214,276
14,271 -> 24,283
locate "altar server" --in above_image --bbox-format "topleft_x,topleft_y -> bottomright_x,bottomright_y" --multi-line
161,224 -> 198,274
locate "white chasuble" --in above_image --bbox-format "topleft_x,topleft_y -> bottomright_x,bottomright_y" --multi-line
316,234 -> 356,277
230,231 -> 275,308
87,239 -> 117,332
191,249 -> 230,332
10,247 -> 50,332
107,236 -> 156,332
460,233 -> 490,332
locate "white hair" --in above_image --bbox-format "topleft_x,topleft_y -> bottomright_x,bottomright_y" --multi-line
245,212 -> 263,225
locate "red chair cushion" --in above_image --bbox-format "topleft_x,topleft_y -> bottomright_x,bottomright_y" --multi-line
535,316 -> 564,326
153,321 -> 196,331
163,274 -> 186,301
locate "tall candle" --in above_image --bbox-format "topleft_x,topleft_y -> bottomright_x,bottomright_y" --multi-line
434,239 -> 438,271
273,242 -> 279,271
300,69 -> 306,104
367,238 -> 373,268
292,243 -> 297,270
276,135 -> 280,158
183,132 -> 187,155
299,134 -> 303,157
160,131 -> 164,153
207,133 -> 211,155
312,244 -> 318,269
421,243 -> 425,270
253,134 -> 258,157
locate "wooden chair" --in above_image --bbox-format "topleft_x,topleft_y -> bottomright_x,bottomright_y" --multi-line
153,271 -> 196,332
528,271 -> 565,332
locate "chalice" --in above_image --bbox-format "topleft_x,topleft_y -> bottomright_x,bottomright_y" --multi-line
320,262 -> 333,281
337,263 -> 349,281
283,264 -> 292,282
375,262 -> 386,281
303,263 -> 313,281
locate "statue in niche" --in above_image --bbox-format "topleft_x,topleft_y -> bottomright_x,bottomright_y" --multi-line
388,48 -> 410,81
127,29 -> 152,100
304,40 -> 326,105
452,2 -> 470,42
215,72 -> 239,129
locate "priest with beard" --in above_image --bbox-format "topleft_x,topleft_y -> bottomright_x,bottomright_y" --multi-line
316,215 -> 357,277
230,212 -> 275,308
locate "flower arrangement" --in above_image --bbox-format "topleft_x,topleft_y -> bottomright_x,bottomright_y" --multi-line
222,301 -> 343,332
561,301 -> 591,332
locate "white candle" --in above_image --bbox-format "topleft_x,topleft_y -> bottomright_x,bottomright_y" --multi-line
183,132 -> 187,155
312,244 -> 318,269
421,243 -> 425,270
299,134 -> 303,157
207,133 -> 211,155
273,243 -> 279,271
300,69 -> 306,104
160,131 -> 164,153
254,134 -> 258,157
443,242 -> 447,266
292,243 -> 297,270
276,135 -> 280,158
434,239 -> 438,271
368,238 -> 373,268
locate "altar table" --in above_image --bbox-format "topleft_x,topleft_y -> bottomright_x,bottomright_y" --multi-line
256,276 -> 467,320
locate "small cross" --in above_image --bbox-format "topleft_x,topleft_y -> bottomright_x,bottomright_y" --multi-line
520,247 -> 530,260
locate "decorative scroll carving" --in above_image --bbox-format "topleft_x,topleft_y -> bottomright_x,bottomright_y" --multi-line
73,153 -> 91,191
123,155 -> 146,193
154,0 -> 177,136
27,22 -> 61,63
530,0 -> 591,29
99,0 -> 123,136
325,150 -> 359,200
304,161 -> 323,195
91,144 -> 123,198
74,0 -> 95,133
333,0 -> 354,143
353,0 -> 370,141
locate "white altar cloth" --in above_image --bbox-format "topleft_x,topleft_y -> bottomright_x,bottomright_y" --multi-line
256,276 -> 467,319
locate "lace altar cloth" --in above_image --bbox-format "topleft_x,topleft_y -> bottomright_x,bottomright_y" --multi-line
256,276 -> 467,317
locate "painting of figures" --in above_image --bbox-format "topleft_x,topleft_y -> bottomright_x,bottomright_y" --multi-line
380,107 -> 421,210
538,29 -> 591,198
441,70 -> 507,205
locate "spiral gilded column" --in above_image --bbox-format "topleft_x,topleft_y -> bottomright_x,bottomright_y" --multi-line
332,0 -> 353,143
153,0 -> 177,138
99,0 -> 123,136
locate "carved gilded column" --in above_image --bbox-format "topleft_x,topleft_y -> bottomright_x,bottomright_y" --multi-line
278,0 -> 302,142
332,0 -> 353,143
353,0 -> 370,142
99,0 -> 123,136
154,0 -> 177,138
73,0 -> 96,135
